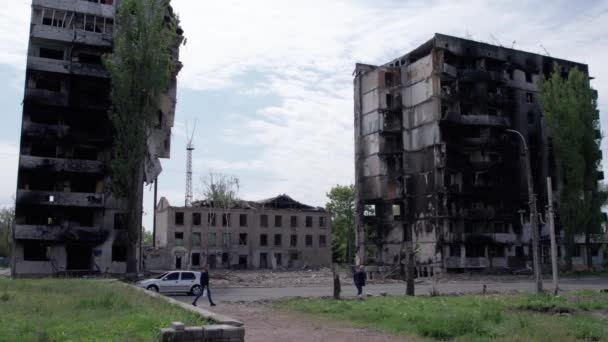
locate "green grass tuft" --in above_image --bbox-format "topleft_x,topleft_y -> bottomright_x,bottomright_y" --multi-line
0,279 -> 208,342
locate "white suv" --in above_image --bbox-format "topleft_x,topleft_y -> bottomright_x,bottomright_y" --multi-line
137,271 -> 202,295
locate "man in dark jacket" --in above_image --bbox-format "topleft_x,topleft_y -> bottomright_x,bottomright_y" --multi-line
192,266 -> 216,307
353,265 -> 366,296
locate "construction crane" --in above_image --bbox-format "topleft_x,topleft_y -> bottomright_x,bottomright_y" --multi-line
185,120 -> 197,207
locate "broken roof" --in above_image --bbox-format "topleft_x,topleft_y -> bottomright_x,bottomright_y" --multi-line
170,194 -> 325,212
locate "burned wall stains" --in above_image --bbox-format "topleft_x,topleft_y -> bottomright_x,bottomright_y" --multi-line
354,33 -> 605,274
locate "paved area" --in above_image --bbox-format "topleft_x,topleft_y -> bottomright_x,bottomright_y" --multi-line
207,303 -> 410,342
170,276 -> 608,303
0,268 -> 10,278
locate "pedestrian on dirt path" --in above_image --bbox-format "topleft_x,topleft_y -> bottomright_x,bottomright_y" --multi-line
192,266 -> 216,307
353,265 -> 366,296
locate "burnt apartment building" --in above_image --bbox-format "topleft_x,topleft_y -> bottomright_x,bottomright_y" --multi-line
354,33 -> 605,275
146,195 -> 332,270
12,0 -> 182,276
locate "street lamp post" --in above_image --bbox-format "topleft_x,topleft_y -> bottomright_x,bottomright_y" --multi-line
506,129 -> 543,293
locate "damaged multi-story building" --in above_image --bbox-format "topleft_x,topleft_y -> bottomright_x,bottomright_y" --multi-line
12,0 -> 182,276
146,195 -> 332,270
354,33 -> 606,276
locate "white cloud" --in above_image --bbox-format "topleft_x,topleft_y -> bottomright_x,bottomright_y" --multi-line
0,142 -> 19,208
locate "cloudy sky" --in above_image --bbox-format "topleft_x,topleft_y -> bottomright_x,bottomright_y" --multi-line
0,0 -> 607,231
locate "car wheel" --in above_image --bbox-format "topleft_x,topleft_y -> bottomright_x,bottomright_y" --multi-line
146,285 -> 159,293
190,285 -> 201,296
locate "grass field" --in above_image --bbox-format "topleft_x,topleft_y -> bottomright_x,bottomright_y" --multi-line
281,290 -> 608,341
0,279 -> 208,341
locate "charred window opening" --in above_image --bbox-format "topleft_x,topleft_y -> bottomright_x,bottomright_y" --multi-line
73,147 -> 98,161
260,214 -> 268,227
30,143 -> 56,157
192,232 -> 201,246
305,234 -> 313,247
525,72 -> 533,83
449,245 -> 461,257
319,235 -> 327,247
174,232 -> 184,246
71,177 -> 97,193
39,47 -> 64,60
490,245 -> 505,257
156,110 -> 163,128
465,244 -> 485,257
207,213 -> 216,226
239,214 -> 247,227
192,213 -> 201,226
290,215 -> 298,228
274,215 -> 282,227
111,244 -> 127,262
174,212 -> 184,225
222,232 -> 231,247
363,204 -> 376,217
77,53 -> 102,64
526,93 -> 534,104
319,216 -> 326,228
113,213 -> 126,230
461,103 -> 473,115
23,241 -> 49,261
274,234 -> 282,246
385,72 -> 394,87
290,234 -> 297,247
41,9 -> 67,28
222,213 -> 230,227
239,233 -> 247,246
191,253 -> 200,266
260,234 -> 268,246
507,70 -> 514,80
36,76 -> 61,92
208,232 -> 216,247
386,94 -> 393,108
573,245 -> 582,257
305,216 -> 313,227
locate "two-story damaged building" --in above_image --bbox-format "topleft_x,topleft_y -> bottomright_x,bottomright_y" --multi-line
12,0 -> 182,277
354,33 -> 606,276
146,195 -> 332,270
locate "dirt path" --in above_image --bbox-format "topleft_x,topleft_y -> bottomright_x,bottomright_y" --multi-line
210,303 -> 411,342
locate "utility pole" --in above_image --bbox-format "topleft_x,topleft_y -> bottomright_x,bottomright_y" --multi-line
506,129 -> 543,293
547,177 -> 559,295
152,177 -> 158,248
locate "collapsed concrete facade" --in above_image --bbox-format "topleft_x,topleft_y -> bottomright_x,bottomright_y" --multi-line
354,33 -> 606,276
12,0 -> 182,276
146,195 -> 332,270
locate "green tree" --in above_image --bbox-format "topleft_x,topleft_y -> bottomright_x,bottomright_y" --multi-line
142,229 -> 153,247
103,0 -> 181,272
326,184 -> 355,264
540,65 -> 604,270
0,206 -> 15,258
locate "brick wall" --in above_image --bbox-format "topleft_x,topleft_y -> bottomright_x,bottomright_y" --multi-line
160,322 -> 244,342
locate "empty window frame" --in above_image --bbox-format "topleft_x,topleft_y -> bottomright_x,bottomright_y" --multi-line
260,214 -> 268,227
275,215 -> 282,227
175,212 -> 184,225
260,234 -> 268,246
222,213 -> 231,227
319,216 -> 326,228
239,214 -> 247,227
207,213 -> 216,226
363,204 -> 376,217
290,234 -> 297,247
449,245 -> 461,257
239,233 -> 248,246
290,215 -> 298,228
305,216 -> 313,227
39,47 -> 64,60
525,72 -> 533,83
208,232 -> 217,247
192,213 -> 201,226
526,92 -> 534,104
222,232 -> 231,247
305,235 -> 313,247
41,8 -> 69,28
113,213 -> 126,230
192,232 -> 201,246
191,254 -> 201,266
23,241 -> 49,261
319,235 -> 327,247
274,234 -> 282,246
174,232 -> 184,246
111,244 -> 127,262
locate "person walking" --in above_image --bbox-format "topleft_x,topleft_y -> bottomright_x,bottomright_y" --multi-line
353,265 -> 366,297
192,266 -> 216,307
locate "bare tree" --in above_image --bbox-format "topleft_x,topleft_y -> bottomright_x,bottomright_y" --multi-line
197,172 -> 240,266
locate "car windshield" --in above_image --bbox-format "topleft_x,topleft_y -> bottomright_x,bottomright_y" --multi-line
155,272 -> 168,279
